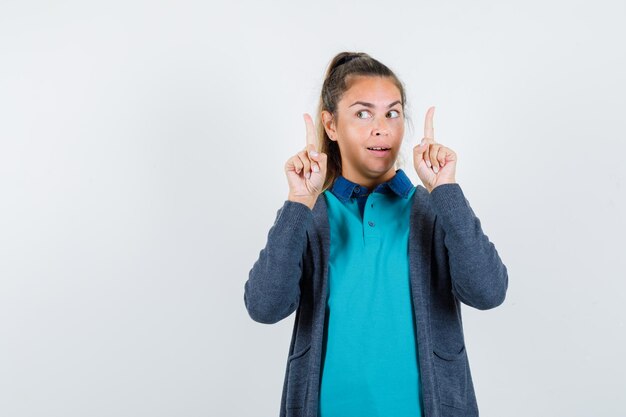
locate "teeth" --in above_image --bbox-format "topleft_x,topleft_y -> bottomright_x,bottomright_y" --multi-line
369,147 -> 389,150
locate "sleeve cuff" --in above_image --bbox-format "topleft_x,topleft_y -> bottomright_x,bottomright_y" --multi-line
276,200 -> 314,230
429,183 -> 470,214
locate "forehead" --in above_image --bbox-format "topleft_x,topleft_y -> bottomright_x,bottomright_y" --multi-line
339,75 -> 402,106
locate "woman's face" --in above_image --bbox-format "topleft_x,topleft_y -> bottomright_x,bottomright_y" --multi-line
322,75 -> 405,189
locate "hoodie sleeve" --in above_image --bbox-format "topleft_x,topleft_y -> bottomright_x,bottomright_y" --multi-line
244,200 -> 313,324
430,183 -> 509,310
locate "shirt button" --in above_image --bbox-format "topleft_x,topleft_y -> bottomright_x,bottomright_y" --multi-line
368,221 -> 375,227
354,186 -> 361,194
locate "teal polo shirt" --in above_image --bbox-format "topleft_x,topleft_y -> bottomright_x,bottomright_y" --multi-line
318,169 -> 423,417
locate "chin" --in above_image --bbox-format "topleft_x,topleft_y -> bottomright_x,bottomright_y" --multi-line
368,164 -> 396,177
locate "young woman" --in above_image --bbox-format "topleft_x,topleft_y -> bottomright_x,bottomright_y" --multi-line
244,52 -> 509,417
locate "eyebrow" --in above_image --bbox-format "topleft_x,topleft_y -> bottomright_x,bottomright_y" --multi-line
349,100 -> 403,108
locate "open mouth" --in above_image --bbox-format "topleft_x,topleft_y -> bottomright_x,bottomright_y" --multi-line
367,147 -> 391,155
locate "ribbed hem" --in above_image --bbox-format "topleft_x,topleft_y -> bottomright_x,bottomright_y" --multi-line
429,183 -> 469,213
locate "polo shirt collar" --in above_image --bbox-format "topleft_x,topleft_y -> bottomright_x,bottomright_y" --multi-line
330,168 -> 414,203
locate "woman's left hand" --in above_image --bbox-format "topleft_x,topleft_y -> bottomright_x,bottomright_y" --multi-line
413,106 -> 457,193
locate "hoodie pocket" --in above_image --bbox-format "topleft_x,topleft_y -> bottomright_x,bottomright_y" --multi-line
433,345 -> 468,410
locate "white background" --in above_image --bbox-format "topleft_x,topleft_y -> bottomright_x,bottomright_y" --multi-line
1,0 -> 625,416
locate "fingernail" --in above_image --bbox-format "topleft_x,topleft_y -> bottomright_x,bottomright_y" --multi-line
311,150 -> 319,157
312,164 -> 319,173
306,171 -> 311,179
426,160 -> 431,167
434,166 -> 439,173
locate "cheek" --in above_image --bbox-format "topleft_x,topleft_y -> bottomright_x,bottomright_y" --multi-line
339,125 -> 365,144
382,121 -> 401,142
341,121 -> 363,135
394,125 -> 405,143
393,121 -> 405,135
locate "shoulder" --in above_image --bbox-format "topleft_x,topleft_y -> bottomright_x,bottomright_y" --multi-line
411,184 -> 434,210
409,184 -> 439,227
311,193 -> 330,223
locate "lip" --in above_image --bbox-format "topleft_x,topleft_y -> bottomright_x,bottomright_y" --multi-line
367,148 -> 391,157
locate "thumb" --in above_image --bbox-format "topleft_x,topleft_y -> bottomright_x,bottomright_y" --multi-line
306,143 -> 317,156
310,150 -> 327,172
414,138 -> 428,156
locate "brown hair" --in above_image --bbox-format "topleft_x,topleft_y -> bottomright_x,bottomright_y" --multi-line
316,52 -> 410,193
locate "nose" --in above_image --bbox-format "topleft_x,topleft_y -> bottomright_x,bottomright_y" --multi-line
373,116 -> 390,136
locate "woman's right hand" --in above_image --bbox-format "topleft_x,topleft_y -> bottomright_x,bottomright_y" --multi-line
284,113 -> 328,208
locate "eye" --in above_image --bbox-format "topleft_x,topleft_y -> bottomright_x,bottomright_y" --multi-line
356,110 -> 371,119
387,109 -> 401,118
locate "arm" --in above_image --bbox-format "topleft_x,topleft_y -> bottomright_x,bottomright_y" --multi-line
430,183 -> 509,310
244,200 -> 313,324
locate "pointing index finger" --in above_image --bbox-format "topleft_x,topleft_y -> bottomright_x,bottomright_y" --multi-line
303,113 -> 317,151
424,106 -> 435,140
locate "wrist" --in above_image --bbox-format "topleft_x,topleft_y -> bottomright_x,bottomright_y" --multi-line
429,181 -> 457,193
288,194 -> 317,210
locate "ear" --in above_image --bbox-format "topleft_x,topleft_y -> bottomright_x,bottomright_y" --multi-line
321,110 -> 337,141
